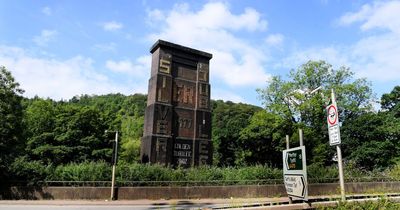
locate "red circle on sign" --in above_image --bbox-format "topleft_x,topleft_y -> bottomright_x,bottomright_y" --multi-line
327,105 -> 337,125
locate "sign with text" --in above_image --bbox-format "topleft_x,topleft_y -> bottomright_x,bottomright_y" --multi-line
327,103 -> 341,146
172,140 -> 193,167
283,146 -> 308,200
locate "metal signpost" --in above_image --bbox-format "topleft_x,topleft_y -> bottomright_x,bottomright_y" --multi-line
110,131 -> 119,200
283,146 -> 308,200
327,89 -> 345,201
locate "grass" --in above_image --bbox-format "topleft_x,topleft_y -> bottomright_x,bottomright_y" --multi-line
318,198 -> 400,210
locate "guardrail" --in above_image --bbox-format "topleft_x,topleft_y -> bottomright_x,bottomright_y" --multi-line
3,181 -> 400,200
7,177 -> 397,187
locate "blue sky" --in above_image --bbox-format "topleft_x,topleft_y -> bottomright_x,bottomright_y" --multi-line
1,0 -> 399,106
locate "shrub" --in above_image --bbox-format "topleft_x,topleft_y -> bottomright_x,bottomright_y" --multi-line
307,163 -> 338,183
51,161 -> 110,181
318,198 -> 400,209
10,156 -> 53,185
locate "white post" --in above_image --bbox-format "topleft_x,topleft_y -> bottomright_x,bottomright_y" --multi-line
285,135 -> 293,204
111,131 -> 118,200
332,89 -> 345,201
286,135 -> 290,150
337,145 -> 345,201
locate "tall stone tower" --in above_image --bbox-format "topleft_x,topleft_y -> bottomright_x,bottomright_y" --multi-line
141,40 -> 213,167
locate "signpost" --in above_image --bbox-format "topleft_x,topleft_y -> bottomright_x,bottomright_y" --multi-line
283,146 -> 308,200
326,89 -> 345,201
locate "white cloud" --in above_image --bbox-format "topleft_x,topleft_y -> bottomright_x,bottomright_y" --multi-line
102,21 -> 123,31
105,56 -> 150,78
0,45 -> 142,99
211,89 -> 245,103
146,2 -> 271,87
265,33 -> 284,47
33,30 -> 57,46
339,1 -> 400,34
106,60 -> 133,73
281,1 -> 400,82
338,4 -> 372,26
93,42 -> 117,52
147,9 -> 165,21
42,6 -> 52,16
277,46 -> 350,70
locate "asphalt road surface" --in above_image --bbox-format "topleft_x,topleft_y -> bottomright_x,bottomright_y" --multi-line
0,204 -> 215,210
0,199 -> 274,210
0,197 -> 292,210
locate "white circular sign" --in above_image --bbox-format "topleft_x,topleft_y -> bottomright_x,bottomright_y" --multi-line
327,104 -> 337,125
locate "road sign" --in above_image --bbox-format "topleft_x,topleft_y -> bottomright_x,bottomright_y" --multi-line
327,103 -> 341,146
284,175 -> 307,198
283,146 -> 308,200
329,124 -> 340,145
327,104 -> 338,126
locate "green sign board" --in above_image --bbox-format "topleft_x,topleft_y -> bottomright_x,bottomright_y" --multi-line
283,146 -> 308,200
286,149 -> 303,170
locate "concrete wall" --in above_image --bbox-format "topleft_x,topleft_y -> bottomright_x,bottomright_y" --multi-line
1,182 -> 400,200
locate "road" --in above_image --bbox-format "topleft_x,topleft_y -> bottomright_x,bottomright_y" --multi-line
0,204 -> 213,210
2,194 -> 400,210
0,198 -> 286,210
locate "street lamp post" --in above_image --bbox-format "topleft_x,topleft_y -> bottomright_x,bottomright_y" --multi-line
296,86 -> 323,147
106,130 -> 118,201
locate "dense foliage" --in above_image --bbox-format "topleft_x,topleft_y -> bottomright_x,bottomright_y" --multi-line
0,66 -> 24,181
1,60 -> 400,185
257,61 -> 373,165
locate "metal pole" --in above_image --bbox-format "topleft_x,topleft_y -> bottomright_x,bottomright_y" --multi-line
285,134 -> 293,204
111,131 -> 118,200
286,135 -> 290,150
337,145 -> 345,201
331,89 -> 345,201
299,129 -> 303,146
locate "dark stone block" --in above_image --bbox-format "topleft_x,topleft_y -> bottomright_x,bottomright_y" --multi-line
141,136 -> 173,166
194,140 -> 213,166
172,79 -> 197,109
146,75 -> 173,106
172,62 -> 197,81
196,111 -> 211,139
143,103 -> 173,136
150,40 -> 212,59
197,83 -> 210,110
172,138 -> 194,167
173,108 -> 195,138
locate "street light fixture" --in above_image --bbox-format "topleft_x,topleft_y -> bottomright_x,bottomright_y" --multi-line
310,86 -> 322,95
298,86 -> 323,146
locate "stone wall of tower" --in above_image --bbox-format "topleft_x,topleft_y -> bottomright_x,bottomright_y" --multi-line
141,40 -> 212,167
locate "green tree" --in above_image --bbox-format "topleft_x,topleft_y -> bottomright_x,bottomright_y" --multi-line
211,100 -> 262,166
341,112 -> 399,170
381,86 -> 400,116
68,93 -> 147,163
236,110 -> 288,166
117,94 -> 146,163
119,112 -> 144,163
24,99 -> 57,161
24,101 -> 111,165
53,105 -> 110,164
0,66 -> 24,180
340,86 -> 400,170
257,60 -> 373,165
